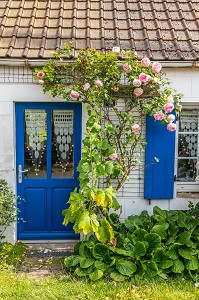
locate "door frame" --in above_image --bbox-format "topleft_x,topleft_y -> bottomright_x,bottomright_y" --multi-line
15,102 -> 82,240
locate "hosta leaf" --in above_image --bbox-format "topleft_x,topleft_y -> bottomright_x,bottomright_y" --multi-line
64,255 -> 81,268
167,244 -> 179,260
159,260 -> 173,269
89,269 -> 104,281
109,247 -> 132,257
176,231 -> 191,245
171,259 -> 185,273
95,261 -> 107,272
186,257 -> 199,270
80,257 -> 95,269
116,259 -> 137,276
134,242 -> 146,258
177,211 -> 190,229
153,206 -> 166,219
144,233 -> 161,252
110,271 -> 128,282
74,267 -> 87,277
165,237 -> 175,246
93,243 -> 109,261
178,247 -> 193,260
134,228 -> 148,241
96,217 -> 114,243
124,238 -> 135,252
151,225 -> 167,239
168,223 -> 179,237
154,249 -> 168,262
142,261 -> 158,278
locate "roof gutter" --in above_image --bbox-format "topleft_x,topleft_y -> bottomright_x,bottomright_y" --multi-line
0,58 -> 198,68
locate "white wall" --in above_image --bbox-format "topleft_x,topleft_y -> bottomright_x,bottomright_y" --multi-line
0,67 -> 199,242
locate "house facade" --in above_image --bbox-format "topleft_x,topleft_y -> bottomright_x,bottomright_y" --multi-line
0,0 -> 199,243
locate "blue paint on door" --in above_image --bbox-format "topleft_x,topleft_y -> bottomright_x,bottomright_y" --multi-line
16,102 -> 82,240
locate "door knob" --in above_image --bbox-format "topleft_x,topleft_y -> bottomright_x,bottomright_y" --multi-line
18,165 -> 29,183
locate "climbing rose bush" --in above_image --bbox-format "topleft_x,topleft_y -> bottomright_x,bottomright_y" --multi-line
34,44 -> 182,242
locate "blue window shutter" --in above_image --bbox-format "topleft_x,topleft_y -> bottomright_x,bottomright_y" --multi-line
144,116 -> 176,199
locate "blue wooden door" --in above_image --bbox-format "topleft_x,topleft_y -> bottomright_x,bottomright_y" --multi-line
16,102 -> 82,240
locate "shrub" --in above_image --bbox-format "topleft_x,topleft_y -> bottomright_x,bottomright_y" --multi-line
0,179 -> 18,240
64,206 -> 199,282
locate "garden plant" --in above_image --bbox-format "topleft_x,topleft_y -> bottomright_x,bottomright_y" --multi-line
33,44 -> 199,282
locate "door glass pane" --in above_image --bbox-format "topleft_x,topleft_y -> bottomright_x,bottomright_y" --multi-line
52,110 -> 74,178
178,134 -> 198,158
177,159 -> 197,182
24,110 -> 47,178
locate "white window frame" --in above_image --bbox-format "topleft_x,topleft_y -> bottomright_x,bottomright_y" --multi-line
176,105 -> 199,193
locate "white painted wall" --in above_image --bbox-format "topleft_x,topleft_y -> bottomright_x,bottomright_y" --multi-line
0,67 -> 199,243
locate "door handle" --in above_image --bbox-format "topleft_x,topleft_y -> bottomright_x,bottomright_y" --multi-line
18,165 -> 29,183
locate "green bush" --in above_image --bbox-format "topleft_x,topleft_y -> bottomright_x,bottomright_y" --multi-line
0,242 -> 28,270
64,206 -> 199,282
0,179 -> 18,240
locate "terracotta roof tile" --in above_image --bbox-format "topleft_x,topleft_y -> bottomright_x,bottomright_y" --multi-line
0,0 -> 199,60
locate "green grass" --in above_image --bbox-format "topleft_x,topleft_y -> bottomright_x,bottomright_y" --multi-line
0,271 -> 199,300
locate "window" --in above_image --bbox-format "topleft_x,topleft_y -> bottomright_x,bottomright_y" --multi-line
177,108 -> 199,194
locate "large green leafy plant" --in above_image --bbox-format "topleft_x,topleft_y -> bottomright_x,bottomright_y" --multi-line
34,44 -> 182,242
64,206 -> 199,282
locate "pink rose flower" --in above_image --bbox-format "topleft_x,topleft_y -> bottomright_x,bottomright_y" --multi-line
133,79 -> 142,87
134,88 -> 143,97
141,57 -> 150,67
152,62 -> 162,73
37,71 -> 44,78
70,90 -> 79,99
139,73 -> 150,83
167,123 -> 176,132
153,77 -> 161,84
109,153 -> 117,160
131,124 -> 140,132
167,114 -> 175,123
123,63 -> 132,73
84,83 -> 90,91
154,111 -> 164,121
94,79 -> 103,88
164,103 -> 174,113
167,95 -> 174,103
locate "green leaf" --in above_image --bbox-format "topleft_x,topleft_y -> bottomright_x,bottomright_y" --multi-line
96,217 -> 114,243
151,225 -> 167,239
176,231 -> 191,245
89,269 -> 104,281
144,233 -> 161,252
158,273 -> 168,280
90,213 -> 99,233
153,206 -> 166,219
93,243 -> 110,261
142,261 -> 158,278
177,211 -> 190,229
167,244 -> 179,260
154,249 -> 168,262
74,267 -> 87,277
185,257 -> 199,270
95,261 -> 107,272
168,223 -> 179,237
178,247 -> 193,260
64,255 -> 81,268
134,229 -> 148,241
105,161 -> 114,175
116,259 -> 137,276
109,247 -> 132,257
159,260 -> 173,269
134,242 -> 146,258
78,210 -> 92,234
110,271 -> 128,282
123,238 -> 135,252
171,259 -> 185,273
80,257 -> 95,269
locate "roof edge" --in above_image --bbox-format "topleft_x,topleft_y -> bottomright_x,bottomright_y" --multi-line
0,59 -> 198,68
